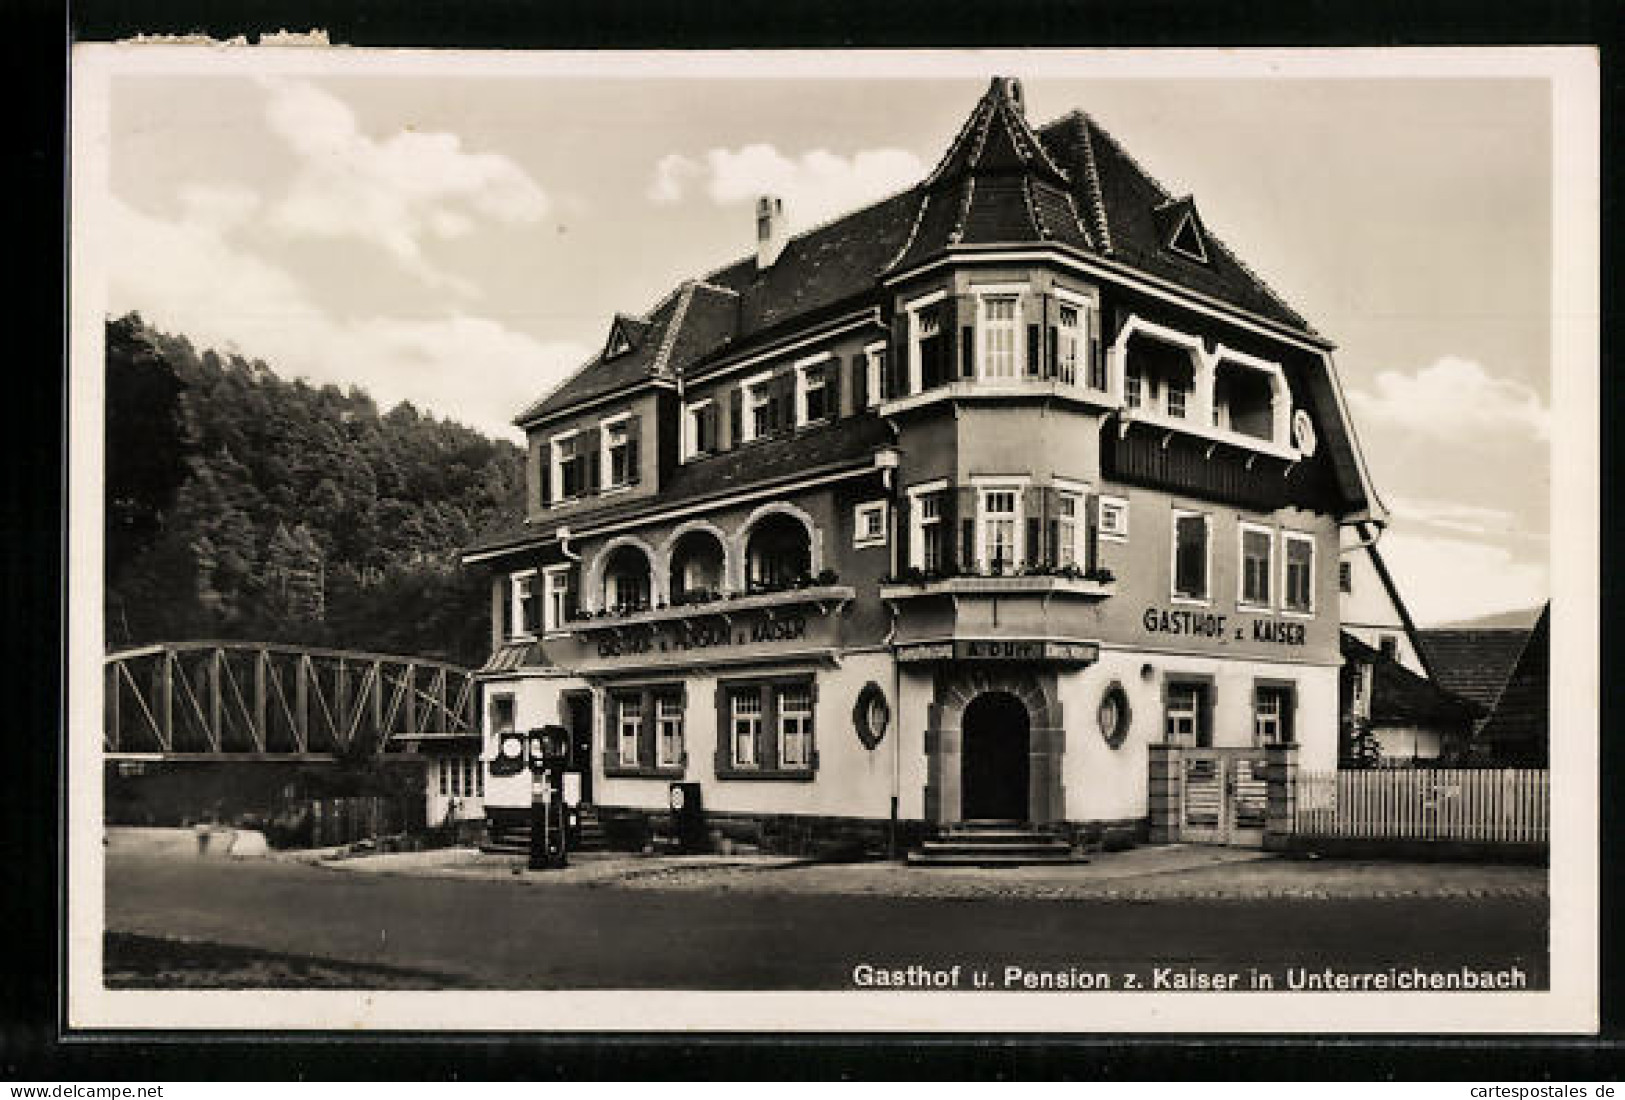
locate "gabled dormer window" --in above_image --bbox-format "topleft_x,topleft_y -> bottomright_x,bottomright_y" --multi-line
1168,207 -> 1210,264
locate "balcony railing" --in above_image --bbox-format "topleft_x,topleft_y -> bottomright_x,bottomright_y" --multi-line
879,564 -> 1115,601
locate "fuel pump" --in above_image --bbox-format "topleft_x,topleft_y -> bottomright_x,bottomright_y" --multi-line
527,725 -> 571,870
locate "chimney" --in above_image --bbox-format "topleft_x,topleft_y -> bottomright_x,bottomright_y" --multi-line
756,195 -> 787,270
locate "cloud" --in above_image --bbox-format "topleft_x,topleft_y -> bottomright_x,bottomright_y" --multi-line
105,194 -> 587,440
648,143 -> 923,229
1349,356 -> 1549,441
1385,494 -> 1537,540
258,78 -> 549,293
1376,530 -> 1548,627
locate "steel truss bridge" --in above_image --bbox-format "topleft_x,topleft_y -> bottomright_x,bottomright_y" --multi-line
104,642 -> 479,762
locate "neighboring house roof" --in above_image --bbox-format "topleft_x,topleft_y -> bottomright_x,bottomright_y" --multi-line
1342,632 -> 1481,726
1476,603 -> 1550,750
515,77 -> 1318,430
1359,540 -> 1440,681
1416,626 -> 1534,715
464,416 -> 894,558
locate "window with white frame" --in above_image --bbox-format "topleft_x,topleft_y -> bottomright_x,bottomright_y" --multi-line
1099,495 -> 1129,541
551,432 -> 586,500
1283,532 -> 1315,614
655,693 -> 684,768
798,358 -> 831,425
683,399 -> 717,459
777,684 -> 813,768
1124,367 -> 1144,409
730,689 -> 762,768
616,694 -> 643,768
744,372 -> 774,442
510,570 -> 540,636
1254,686 -> 1294,746
865,343 -> 887,407
853,501 -> 887,548
1171,510 -> 1210,602
1056,302 -> 1082,385
1239,524 -> 1274,608
979,487 -> 1022,573
1165,375 -> 1189,419
543,566 -> 574,631
1165,681 -> 1210,748
912,300 -> 948,391
980,294 -> 1020,379
1053,489 -> 1084,568
910,485 -> 945,572
439,756 -> 483,799
602,416 -> 632,488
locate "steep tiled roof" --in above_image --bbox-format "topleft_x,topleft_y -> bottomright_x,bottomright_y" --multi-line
1342,632 -> 1480,726
1476,604 -> 1549,752
516,78 -> 1319,428
464,416 -> 892,557
1416,627 -> 1533,714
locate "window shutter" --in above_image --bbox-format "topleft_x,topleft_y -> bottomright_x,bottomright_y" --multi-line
1047,326 -> 1059,378
960,326 -> 975,380
601,696 -> 617,774
940,489 -> 958,571
704,403 -> 719,451
961,516 -> 976,571
941,295 -> 960,379
625,416 -> 642,485
714,684 -> 732,774
1088,314 -> 1104,389
499,577 -> 513,638
581,427 -> 601,493
759,684 -> 778,771
806,678 -> 820,769
1026,517 -> 1042,569
890,313 -> 909,397
538,449 -> 551,507
729,387 -> 744,446
1085,492 -> 1100,572
1026,324 -> 1041,376
852,353 -> 868,411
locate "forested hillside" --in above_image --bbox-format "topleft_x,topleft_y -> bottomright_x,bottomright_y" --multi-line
105,312 -> 524,667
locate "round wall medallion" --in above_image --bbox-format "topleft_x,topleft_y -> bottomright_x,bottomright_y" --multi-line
1292,409 -> 1318,456
853,682 -> 890,750
1098,682 -> 1132,749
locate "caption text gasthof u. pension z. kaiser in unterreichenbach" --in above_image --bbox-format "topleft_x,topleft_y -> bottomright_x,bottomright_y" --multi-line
849,963 -> 1531,991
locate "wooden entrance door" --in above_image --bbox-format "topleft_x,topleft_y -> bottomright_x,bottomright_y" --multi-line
1180,750 -> 1267,847
562,690 -> 594,805
960,691 -> 1031,821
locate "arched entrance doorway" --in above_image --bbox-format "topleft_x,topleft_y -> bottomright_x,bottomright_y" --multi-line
960,691 -> 1031,821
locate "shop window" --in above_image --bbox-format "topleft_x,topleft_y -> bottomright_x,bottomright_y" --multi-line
1172,510 -> 1210,602
717,677 -> 818,778
509,570 -> 540,637
1099,495 -> 1129,542
978,487 -> 1022,574
1239,524 -> 1273,608
1284,533 -> 1315,614
1165,680 -> 1211,748
1254,685 -> 1295,746
853,501 -> 887,549
980,294 -> 1020,380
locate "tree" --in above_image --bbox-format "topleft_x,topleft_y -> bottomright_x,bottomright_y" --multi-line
105,313 -> 187,583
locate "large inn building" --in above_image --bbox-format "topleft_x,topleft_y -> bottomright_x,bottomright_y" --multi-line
461,78 -> 1388,850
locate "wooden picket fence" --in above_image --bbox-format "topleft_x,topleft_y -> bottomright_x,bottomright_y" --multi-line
1293,768 -> 1548,844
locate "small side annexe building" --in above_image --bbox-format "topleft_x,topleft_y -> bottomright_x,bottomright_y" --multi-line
461,78 -> 1389,851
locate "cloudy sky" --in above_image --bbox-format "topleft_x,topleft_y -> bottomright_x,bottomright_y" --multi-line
84,53 -> 1559,625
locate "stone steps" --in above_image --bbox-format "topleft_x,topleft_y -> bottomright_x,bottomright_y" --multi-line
907,822 -> 1087,867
